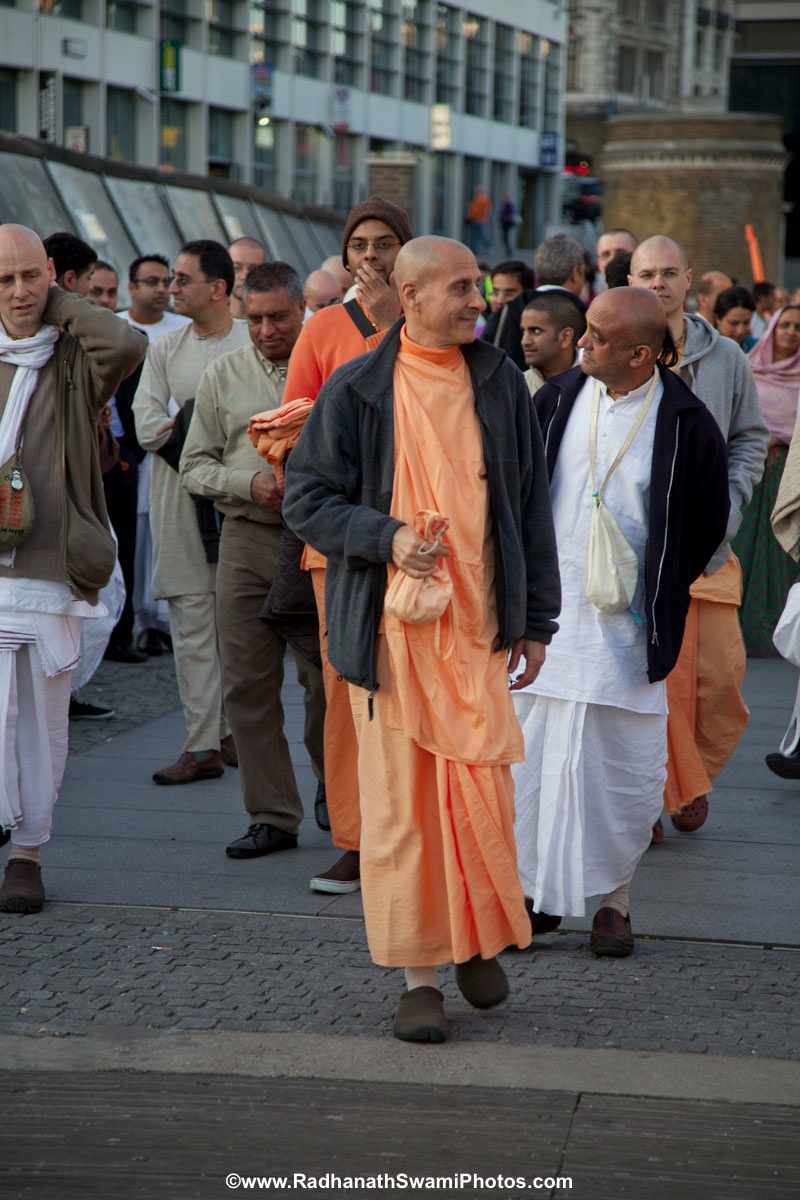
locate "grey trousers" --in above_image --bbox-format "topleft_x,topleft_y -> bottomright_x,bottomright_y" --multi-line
216,518 -> 325,836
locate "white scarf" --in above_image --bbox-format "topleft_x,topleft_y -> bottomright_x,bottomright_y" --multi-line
0,319 -> 60,565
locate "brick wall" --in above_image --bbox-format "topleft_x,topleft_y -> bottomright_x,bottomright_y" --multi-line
600,113 -> 787,283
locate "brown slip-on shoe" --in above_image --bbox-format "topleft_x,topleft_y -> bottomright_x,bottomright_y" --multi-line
650,818 -> 665,845
309,850 -> 360,894
0,860 -> 45,914
455,954 -> 509,1009
670,794 -> 708,832
524,896 -> 562,937
220,736 -> 238,768
590,907 -> 634,958
393,987 -> 447,1043
152,752 -> 224,786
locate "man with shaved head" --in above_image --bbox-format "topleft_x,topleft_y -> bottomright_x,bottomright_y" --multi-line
629,236 -> 767,837
228,236 -> 266,319
0,224 -> 145,912
303,268 -> 343,313
512,286 -> 729,957
284,235 -> 560,1042
696,270 -> 733,324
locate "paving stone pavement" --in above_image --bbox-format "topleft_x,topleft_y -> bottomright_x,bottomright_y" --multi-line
1,904 -> 799,1057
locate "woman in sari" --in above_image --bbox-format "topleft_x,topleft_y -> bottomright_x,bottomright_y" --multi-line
732,306 -> 800,655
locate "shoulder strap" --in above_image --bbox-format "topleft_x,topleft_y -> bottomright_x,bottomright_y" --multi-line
343,298 -> 378,339
589,373 -> 659,505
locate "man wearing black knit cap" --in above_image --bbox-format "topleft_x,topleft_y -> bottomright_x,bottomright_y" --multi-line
282,195 -> 413,895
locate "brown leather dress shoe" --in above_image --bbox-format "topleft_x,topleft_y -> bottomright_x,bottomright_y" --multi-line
0,860 -> 45,914
152,752 -> 224,786
590,907 -> 634,957
220,735 -> 238,768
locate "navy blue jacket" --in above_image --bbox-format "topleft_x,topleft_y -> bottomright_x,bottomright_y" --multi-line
284,319 -> 561,693
534,363 -> 730,683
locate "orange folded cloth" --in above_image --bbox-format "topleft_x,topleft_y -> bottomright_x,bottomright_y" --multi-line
248,397 -> 314,491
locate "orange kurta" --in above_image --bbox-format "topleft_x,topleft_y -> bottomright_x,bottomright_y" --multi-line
350,330 -> 531,966
664,554 -> 749,813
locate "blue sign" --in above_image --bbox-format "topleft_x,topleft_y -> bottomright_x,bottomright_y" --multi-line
541,131 -> 559,168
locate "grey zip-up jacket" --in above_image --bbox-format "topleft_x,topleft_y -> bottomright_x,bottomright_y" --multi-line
283,319 -> 561,694
679,313 -> 768,573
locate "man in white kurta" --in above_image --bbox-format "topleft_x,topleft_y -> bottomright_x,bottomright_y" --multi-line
513,287 -> 730,956
133,240 -> 248,785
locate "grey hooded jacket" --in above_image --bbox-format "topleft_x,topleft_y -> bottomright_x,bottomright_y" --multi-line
679,313 -> 768,574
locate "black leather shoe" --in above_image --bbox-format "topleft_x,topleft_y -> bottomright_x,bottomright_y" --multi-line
226,823 -> 298,859
137,629 -> 164,657
766,748 -> 800,780
314,781 -> 330,831
104,640 -> 148,664
0,827 -> 9,849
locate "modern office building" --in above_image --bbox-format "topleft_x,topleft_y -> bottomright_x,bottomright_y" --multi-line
0,0 -> 567,242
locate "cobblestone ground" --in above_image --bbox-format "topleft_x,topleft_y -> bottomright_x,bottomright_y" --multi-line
1,905 -> 798,1057
69,652 -> 180,755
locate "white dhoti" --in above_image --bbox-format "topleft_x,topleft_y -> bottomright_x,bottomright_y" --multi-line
512,695 -> 666,916
0,611 -> 83,846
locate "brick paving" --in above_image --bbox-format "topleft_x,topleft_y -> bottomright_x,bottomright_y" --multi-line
1,904 -> 798,1057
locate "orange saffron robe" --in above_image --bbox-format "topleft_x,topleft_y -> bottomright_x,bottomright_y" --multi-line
349,329 -> 531,966
664,555 -> 749,813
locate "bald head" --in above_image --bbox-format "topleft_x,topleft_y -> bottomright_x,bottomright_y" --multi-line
628,236 -> 692,323
304,268 -> 343,312
579,287 -> 666,397
321,256 -> 353,291
697,270 -> 733,322
395,236 -> 485,348
0,224 -> 56,339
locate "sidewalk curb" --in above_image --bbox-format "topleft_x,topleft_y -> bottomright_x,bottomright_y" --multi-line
2,1031 -> 798,1107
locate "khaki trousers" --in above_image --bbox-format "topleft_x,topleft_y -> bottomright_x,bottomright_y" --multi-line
217,518 -> 325,836
167,589 -> 228,754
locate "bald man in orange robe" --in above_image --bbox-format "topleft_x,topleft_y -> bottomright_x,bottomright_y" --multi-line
284,237 -> 560,1043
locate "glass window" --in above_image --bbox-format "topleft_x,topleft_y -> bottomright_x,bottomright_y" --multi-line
209,0 -> 236,57
209,107 -> 233,162
618,0 -> 638,18
0,154 -> 70,233
517,31 -> 538,128
402,0 -> 430,103
253,118 -> 277,193
213,194 -> 262,243
281,211 -> 321,276
164,185 -> 228,242
543,40 -> 561,129
293,124 -> 318,206
435,4 -> 460,107
39,0 -> 82,15
251,3 -> 284,70
332,131 -> 355,211
107,87 -> 136,162
161,0 -> 190,44
62,78 -> 83,134
369,0 -> 397,95
160,98 -> 188,171
616,44 -> 637,93
0,68 -> 17,132
107,0 -> 138,33
644,0 -> 665,25
292,0 -> 326,80
104,176 -> 183,262
251,203 -> 295,259
464,14 -> 488,117
46,161 -> 137,278
493,23 -> 514,122
332,1 -> 361,87
431,150 -> 454,236
644,49 -> 664,99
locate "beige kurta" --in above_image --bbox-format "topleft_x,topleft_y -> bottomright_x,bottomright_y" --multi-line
132,320 -> 249,597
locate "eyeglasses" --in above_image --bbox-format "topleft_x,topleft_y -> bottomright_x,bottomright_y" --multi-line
631,269 -> 684,282
133,276 -> 174,288
346,238 -> 400,254
171,274 -> 211,289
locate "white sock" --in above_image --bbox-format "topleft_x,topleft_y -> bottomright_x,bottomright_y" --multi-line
404,966 -> 439,991
598,884 -> 629,918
